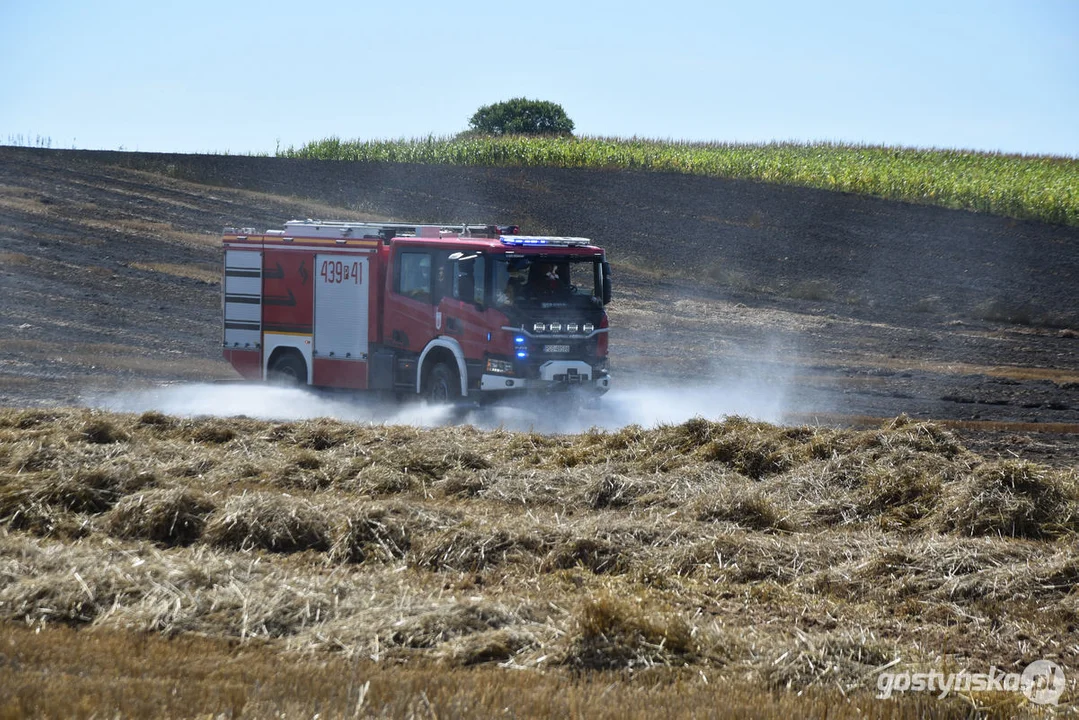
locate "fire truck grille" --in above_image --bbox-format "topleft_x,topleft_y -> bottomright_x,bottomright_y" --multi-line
517,338 -> 598,378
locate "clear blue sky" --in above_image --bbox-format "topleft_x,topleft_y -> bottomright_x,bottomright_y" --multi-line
2,0 -> 1076,156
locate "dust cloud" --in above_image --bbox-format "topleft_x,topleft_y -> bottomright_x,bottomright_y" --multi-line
91,383 -> 457,428
88,365 -> 796,434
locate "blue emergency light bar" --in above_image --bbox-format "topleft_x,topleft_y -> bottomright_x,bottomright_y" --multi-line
500,235 -> 593,247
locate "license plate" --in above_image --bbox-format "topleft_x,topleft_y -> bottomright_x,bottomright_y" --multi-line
543,344 -> 570,353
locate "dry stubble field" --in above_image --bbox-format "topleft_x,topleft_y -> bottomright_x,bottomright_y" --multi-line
1,408 -> 1078,717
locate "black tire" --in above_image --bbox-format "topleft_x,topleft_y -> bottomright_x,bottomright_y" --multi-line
268,352 -> 307,386
425,362 -> 460,404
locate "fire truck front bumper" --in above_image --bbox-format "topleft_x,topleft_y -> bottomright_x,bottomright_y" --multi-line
478,360 -> 610,395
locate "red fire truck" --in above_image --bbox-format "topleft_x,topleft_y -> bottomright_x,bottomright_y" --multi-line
222,220 -> 612,404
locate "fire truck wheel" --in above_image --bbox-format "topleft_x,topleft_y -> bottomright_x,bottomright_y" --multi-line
425,362 -> 460,404
268,352 -> 307,385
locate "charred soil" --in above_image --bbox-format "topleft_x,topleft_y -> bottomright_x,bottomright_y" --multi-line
1,146 -> 1077,458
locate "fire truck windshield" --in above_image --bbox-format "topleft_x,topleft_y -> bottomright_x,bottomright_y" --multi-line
492,255 -> 602,309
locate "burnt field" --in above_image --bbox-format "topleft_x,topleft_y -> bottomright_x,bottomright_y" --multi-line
1,146 -> 1077,438
0,146 -> 1078,716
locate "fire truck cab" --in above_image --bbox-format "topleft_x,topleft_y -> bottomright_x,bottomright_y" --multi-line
222,220 -> 612,403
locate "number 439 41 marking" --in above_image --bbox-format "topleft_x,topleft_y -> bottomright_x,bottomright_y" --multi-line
320,260 -> 361,284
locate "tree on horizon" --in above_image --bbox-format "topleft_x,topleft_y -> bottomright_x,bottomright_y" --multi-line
468,98 -> 575,136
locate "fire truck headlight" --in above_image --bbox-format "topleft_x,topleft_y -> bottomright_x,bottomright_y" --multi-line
549,322 -> 562,333
486,358 -> 515,374
566,322 -> 579,332
533,322 -> 545,333
583,322 -> 595,333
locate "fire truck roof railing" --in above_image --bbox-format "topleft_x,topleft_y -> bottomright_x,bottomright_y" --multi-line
226,220 -> 529,242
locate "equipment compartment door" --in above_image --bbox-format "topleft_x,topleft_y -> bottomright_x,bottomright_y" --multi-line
223,250 -> 262,349
313,255 -> 370,387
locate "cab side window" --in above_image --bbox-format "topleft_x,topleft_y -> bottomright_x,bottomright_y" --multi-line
397,252 -> 432,302
472,255 -> 485,304
452,255 -> 485,306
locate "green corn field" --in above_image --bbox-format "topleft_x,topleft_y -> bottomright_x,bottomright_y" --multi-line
279,136 -> 1079,226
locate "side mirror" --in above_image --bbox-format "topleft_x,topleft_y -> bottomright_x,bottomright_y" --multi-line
601,261 -> 612,305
